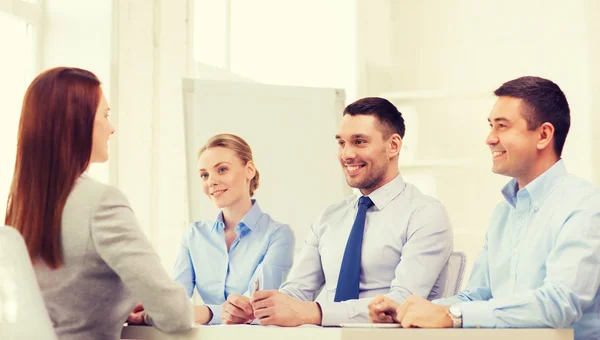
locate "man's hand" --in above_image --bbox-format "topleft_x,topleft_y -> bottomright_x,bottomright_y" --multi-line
127,302 -> 145,324
250,290 -> 321,326
396,296 -> 453,328
368,295 -> 401,323
222,294 -> 254,324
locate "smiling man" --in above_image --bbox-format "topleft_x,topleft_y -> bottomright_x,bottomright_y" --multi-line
227,97 -> 454,327
368,77 -> 600,340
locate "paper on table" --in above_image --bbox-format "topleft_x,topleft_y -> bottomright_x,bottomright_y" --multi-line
340,323 -> 402,328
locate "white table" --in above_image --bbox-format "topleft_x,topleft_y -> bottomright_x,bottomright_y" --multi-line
121,324 -> 573,340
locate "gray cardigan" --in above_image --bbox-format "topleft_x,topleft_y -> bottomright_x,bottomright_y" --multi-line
33,174 -> 193,339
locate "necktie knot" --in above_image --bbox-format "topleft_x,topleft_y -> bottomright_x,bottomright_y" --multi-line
358,196 -> 374,209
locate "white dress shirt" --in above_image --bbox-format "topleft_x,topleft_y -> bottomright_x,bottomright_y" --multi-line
279,174 -> 453,325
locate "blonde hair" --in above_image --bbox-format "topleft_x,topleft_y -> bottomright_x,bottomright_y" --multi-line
198,134 -> 260,197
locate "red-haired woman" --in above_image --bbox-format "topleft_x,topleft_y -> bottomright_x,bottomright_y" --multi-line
4,67 -> 208,339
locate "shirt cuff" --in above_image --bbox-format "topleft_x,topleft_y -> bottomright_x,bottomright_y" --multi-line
143,311 -> 154,326
458,301 -> 496,328
206,304 -> 223,325
318,301 -> 366,326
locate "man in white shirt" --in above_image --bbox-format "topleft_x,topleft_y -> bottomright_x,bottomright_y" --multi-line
221,97 -> 453,326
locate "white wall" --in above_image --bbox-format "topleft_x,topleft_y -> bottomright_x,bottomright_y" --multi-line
587,0 -> 600,186
390,0 -> 593,180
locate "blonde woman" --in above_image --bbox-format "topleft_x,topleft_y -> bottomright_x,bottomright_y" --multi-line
173,134 -> 295,324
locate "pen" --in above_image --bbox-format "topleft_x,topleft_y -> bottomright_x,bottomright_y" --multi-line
253,278 -> 260,293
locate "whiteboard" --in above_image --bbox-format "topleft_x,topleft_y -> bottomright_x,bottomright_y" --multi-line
182,78 -> 348,247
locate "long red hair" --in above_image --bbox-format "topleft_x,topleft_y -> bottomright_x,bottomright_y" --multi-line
5,67 -> 101,269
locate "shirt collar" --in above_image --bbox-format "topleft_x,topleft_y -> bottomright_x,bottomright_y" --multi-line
352,173 -> 406,211
212,199 -> 263,232
501,159 -> 568,208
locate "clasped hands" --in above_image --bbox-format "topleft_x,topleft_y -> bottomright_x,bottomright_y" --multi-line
129,293 -> 452,328
222,291 -> 321,326
367,295 -> 453,328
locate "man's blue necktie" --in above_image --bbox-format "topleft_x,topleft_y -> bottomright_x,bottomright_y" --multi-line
334,195 -> 374,302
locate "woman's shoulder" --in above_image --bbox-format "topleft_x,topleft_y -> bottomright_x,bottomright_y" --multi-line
61,175 -> 133,244
256,211 -> 293,239
71,174 -> 129,206
188,219 -> 215,231
182,219 -> 218,240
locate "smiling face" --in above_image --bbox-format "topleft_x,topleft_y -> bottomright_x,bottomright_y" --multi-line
336,114 -> 400,195
90,90 -> 115,163
486,96 -> 543,182
197,146 -> 255,209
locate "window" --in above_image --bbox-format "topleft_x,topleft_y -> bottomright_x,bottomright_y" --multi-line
193,0 -> 357,101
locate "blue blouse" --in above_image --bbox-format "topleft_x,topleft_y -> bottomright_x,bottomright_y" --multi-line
173,200 -> 295,324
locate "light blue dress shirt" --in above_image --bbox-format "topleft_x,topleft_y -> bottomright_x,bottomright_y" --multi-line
279,174 -> 453,326
435,160 -> 600,340
173,200 -> 295,324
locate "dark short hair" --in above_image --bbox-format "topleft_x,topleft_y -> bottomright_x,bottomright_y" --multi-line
343,97 -> 405,138
494,76 -> 570,156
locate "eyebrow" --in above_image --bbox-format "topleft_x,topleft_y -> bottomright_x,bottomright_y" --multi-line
488,117 -> 510,123
198,161 -> 231,172
335,134 -> 370,140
